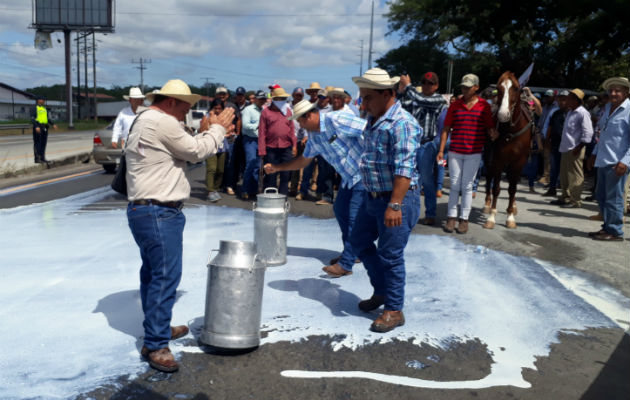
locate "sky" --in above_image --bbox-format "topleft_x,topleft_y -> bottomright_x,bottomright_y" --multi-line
0,0 -> 396,95
0,186 -> 627,398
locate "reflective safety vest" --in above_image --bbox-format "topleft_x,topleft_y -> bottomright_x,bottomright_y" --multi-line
36,105 -> 48,125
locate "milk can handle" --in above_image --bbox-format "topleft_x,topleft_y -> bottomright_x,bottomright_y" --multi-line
249,253 -> 258,272
284,200 -> 291,213
206,249 -> 219,266
252,201 -> 257,211
264,187 -> 278,194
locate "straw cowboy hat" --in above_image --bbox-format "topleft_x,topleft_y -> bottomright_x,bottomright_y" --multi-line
270,87 -> 291,98
352,68 -> 400,89
145,79 -> 201,106
123,87 -> 145,100
569,88 -> 585,101
327,87 -> 347,97
288,99 -> 317,121
305,82 -> 323,93
602,77 -> 630,91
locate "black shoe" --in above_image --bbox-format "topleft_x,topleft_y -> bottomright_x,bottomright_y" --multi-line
358,295 -> 385,312
542,189 -> 557,197
561,202 -> 580,208
550,199 -> 567,205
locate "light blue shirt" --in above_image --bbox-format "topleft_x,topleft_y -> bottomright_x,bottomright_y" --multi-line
241,104 -> 262,138
559,105 -> 593,153
593,98 -> 630,168
539,103 -> 559,139
303,110 -> 367,189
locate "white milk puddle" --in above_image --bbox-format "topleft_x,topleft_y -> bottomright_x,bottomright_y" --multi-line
0,187 -> 627,398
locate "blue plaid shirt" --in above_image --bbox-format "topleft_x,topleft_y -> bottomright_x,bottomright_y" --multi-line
303,110 -> 367,189
360,101 -> 421,192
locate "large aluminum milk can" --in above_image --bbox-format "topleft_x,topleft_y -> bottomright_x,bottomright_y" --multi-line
200,240 -> 266,349
254,188 -> 289,266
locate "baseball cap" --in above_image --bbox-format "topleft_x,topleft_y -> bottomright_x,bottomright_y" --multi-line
557,90 -> 570,97
422,71 -> 439,85
215,87 -> 228,94
544,89 -> 555,97
235,86 -> 246,95
460,74 -> 479,87
292,87 -> 304,95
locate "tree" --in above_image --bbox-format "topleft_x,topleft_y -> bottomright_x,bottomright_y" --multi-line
381,0 -> 630,90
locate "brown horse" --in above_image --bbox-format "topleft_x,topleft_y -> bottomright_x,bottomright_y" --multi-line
483,71 -> 533,229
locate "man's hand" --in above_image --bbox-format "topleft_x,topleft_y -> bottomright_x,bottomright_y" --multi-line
613,162 -> 628,176
52,124 -> 58,130
35,127 -> 41,134
301,137 -> 308,145
384,207 -> 402,227
398,74 -> 411,93
111,142 -> 118,149
263,163 -> 277,174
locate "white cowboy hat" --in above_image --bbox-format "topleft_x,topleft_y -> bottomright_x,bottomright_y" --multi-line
602,77 -> 630,91
327,87 -> 347,97
145,79 -> 201,106
270,87 -> 291,99
288,99 -> 316,121
352,68 -> 400,89
123,87 -> 145,100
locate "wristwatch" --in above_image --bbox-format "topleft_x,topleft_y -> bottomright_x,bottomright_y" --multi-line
387,202 -> 402,211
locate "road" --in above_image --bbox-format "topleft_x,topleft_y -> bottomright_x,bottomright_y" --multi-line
0,162 -> 628,400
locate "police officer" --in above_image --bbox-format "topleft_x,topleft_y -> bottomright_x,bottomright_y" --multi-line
30,95 -> 57,164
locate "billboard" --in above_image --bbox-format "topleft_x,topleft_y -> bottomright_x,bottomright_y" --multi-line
33,0 -> 115,32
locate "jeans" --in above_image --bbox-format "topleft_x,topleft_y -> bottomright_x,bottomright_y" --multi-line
524,153 -> 539,187
333,183 -> 366,271
550,149 -> 561,189
263,147 -> 293,195
350,187 -> 420,311
596,165 -> 628,237
316,155 -> 335,200
222,140 -> 235,190
472,157 -> 484,193
127,203 -> 185,350
243,135 -> 260,195
417,140 -> 437,218
300,161 -> 315,195
447,152 -> 482,220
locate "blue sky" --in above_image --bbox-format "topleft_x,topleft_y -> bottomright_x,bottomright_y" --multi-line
0,1 -> 397,95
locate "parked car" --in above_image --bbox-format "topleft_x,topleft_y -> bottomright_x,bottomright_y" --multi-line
92,121 -> 121,173
186,109 -> 205,134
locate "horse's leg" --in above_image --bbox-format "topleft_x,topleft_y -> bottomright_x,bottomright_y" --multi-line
505,163 -> 523,229
483,145 -> 493,214
483,169 -> 501,229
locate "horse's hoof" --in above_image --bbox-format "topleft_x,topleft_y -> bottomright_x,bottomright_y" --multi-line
483,221 -> 495,229
506,221 -> 517,229
513,207 -> 518,216
483,205 -> 491,214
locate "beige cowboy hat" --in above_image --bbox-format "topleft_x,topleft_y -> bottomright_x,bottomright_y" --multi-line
602,77 -> 630,91
145,79 -> 201,106
569,88 -> 585,101
288,99 -> 317,121
352,68 -> 400,89
123,87 -> 145,100
327,87 -> 347,97
270,87 -> 291,98
305,82 -> 323,93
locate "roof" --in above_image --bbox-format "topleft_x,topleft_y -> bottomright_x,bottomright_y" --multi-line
0,82 -> 35,99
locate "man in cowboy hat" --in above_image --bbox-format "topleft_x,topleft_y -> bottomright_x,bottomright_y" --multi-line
586,77 -> 630,241
398,72 -> 448,226
306,82 -> 323,103
551,88 -> 594,208
349,68 -> 421,333
258,86 -> 296,195
125,79 -> 235,372
264,99 -> 367,278
111,87 -> 145,149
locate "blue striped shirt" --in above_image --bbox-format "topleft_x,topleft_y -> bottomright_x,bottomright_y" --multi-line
360,101 -> 421,192
593,98 -> 630,168
303,110 -> 367,189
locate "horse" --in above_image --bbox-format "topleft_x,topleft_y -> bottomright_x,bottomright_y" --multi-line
482,71 -> 534,229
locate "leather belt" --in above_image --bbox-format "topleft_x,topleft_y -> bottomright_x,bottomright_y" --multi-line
131,199 -> 184,210
369,185 -> 417,199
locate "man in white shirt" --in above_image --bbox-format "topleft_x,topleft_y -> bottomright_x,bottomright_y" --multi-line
111,87 -> 145,149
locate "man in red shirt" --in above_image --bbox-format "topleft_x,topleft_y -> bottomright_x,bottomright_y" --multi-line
258,87 -> 296,194
437,74 -> 497,234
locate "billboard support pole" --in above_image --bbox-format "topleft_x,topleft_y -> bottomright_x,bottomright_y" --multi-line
64,29 -> 73,129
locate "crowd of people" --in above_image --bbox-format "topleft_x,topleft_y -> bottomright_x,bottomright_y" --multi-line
113,68 -> 629,373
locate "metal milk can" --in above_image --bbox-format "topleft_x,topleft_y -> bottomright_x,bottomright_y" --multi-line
200,240 -> 266,349
254,188 -> 289,266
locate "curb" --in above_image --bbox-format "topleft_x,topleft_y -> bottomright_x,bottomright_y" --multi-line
1,152 -> 93,179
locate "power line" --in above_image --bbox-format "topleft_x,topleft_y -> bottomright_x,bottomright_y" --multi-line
132,58 -> 151,92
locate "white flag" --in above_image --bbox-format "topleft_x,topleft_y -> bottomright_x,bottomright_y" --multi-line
518,62 -> 534,87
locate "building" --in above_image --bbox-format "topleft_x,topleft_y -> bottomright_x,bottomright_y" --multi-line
0,82 -> 65,121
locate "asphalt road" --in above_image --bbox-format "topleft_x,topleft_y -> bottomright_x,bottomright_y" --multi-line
1,161 -> 628,400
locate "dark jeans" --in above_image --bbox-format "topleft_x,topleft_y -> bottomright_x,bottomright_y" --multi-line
550,148 -> 561,189
316,155 -> 335,200
333,183 -> 366,271
32,126 -> 48,161
243,135 -> 260,195
222,141 -> 235,190
350,187 -> 420,310
417,140 -> 438,218
263,147 -> 293,195
524,153 -> 539,187
300,160 -> 315,195
127,203 -> 185,350
596,165 -> 628,237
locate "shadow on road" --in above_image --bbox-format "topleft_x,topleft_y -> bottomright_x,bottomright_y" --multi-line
287,245 -> 339,265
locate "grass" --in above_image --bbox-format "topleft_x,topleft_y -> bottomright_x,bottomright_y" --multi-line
0,119 -> 110,136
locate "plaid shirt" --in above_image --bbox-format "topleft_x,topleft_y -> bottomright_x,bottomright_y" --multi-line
303,110 -> 367,189
360,101 -> 421,192
399,86 -> 447,143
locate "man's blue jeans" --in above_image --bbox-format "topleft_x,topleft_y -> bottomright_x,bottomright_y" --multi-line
350,187 -> 420,311
263,147 -> 293,195
596,165 -> 628,237
127,203 -> 185,351
243,135 -> 260,195
417,141 -> 437,218
333,183 -> 366,271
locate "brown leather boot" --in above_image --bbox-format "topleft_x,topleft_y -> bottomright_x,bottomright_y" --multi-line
147,347 -> 179,372
358,295 -> 385,312
171,325 -> 189,340
444,217 -> 457,233
371,310 -> 405,333
456,219 -> 469,234
322,263 -> 353,278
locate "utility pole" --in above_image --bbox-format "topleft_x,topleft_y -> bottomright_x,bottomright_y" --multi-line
84,32 -> 88,118
76,32 -> 81,119
358,39 -> 364,76
132,58 -> 151,92
65,29 -> 73,128
367,0 -> 374,69
202,77 -> 214,97
92,31 -> 97,121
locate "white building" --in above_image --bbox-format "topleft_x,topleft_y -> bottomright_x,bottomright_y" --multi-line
0,82 -> 65,121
